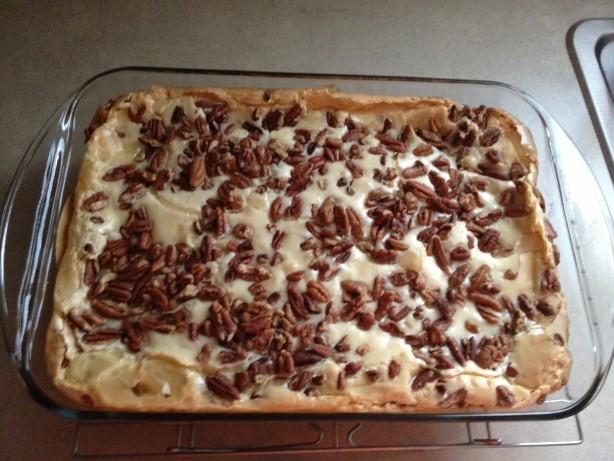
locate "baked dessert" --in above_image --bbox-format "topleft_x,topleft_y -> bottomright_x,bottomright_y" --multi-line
47,86 -> 571,412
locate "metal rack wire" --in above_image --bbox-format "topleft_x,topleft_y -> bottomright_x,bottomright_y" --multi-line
72,416 -> 583,458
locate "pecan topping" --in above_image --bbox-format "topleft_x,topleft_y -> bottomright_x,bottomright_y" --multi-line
370,248 -> 397,264
344,207 -> 363,240
318,262 -> 340,282
344,361 -> 363,376
91,299 -> 128,319
67,311 -> 90,332
544,218 -> 558,240
450,246 -> 471,261
541,268 -> 561,292
271,230 -> 286,250
506,363 -> 519,377
469,292 -> 503,312
485,149 -> 501,163
375,133 -> 406,152
82,192 -> 109,212
82,328 -> 123,344
495,385 -> 516,407
411,369 -> 437,391
403,180 -> 435,199
306,280 -> 331,303
284,196 -> 303,219
473,209 -> 503,227
431,235 -> 450,273
189,155 -> 206,190
285,177 -> 311,196
402,163 -> 428,179
386,237 -> 409,251
447,338 -> 466,365
292,349 -> 325,366
206,373 -> 241,400
232,223 -> 253,240
234,263 -> 271,282
372,275 -> 385,299
356,311 -> 376,330
505,203 -> 530,217
345,159 -> 364,178
375,290 -> 395,319
434,296 -> 456,319
83,259 -> 98,286
333,205 -> 350,236
537,300 -> 556,316
440,388 -> 468,408
448,263 -> 469,288
479,127 -> 501,147
413,143 -> 433,156
427,196 -> 460,214
388,359 -> 401,379
510,162 -> 526,180
477,228 -> 500,253
270,197 -> 283,222
242,313 -> 272,335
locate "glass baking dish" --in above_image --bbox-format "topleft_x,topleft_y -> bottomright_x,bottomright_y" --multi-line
1,67 -> 612,421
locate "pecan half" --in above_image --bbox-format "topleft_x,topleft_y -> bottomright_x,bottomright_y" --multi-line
431,235 -> 450,273
206,373 -> 241,400
434,296 -> 456,319
285,177 -> 311,196
469,292 -> 503,311
346,207 -> 364,240
103,164 -> 135,182
448,263 -> 469,288
82,328 -> 123,344
333,205 -> 350,236
479,127 -> 501,147
388,359 -> 401,379
411,369 -> 437,391
440,388 -> 468,408
318,262 -> 340,282
505,203 -> 530,218
82,192 -> 109,212
284,195 -> 303,219
292,349 -> 324,366
450,246 -> 471,261
270,197 -> 283,222
477,228 -> 500,253
189,155 -> 206,190
91,299 -> 128,319
235,263 -> 272,282
345,159 -> 364,178
271,229 -> 286,250
541,268 -> 561,292
306,280 -> 331,302
495,385 -> 516,407
375,290 -> 395,319
413,143 -> 434,157
317,196 -> 335,224
344,361 -> 363,377
371,248 -> 397,264
402,163 -> 428,179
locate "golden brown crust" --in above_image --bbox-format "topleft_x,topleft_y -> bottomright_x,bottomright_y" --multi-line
48,86 -> 570,413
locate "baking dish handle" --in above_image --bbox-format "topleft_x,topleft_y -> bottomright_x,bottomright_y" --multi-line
0,96 -> 75,367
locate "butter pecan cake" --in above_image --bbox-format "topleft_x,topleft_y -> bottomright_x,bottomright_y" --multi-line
47,86 -> 571,412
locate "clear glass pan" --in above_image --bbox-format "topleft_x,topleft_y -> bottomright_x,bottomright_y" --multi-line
1,67 -> 612,421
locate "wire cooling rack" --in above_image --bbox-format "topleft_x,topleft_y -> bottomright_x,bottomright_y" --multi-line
72,392 -> 584,459
72,416 -> 583,458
